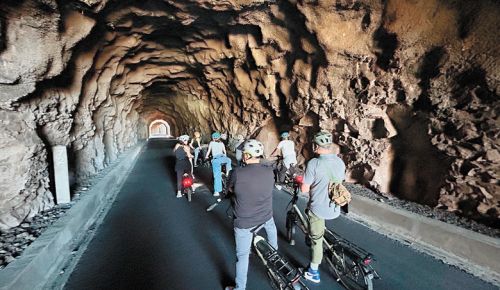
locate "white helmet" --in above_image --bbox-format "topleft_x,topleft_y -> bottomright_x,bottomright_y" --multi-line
243,139 -> 264,158
178,135 -> 189,143
314,131 -> 333,146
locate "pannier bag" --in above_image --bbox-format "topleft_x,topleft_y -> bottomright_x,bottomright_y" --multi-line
328,182 -> 351,207
321,159 -> 351,207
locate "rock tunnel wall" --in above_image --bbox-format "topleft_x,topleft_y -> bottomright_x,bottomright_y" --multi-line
0,0 -> 498,229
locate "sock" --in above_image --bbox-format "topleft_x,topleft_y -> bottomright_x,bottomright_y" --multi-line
310,263 -> 319,271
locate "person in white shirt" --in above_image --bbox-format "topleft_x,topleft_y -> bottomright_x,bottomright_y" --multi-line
272,132 -> 298,168
205,132 -> 232,196
234,134 -> 245,166
190,131 -> 203,167
270,131 -> 298,185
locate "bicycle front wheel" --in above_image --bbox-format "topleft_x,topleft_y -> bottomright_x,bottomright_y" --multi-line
325,250 -> 373,290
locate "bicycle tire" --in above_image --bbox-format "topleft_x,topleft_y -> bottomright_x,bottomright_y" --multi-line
325,250 -> 373,290
267,270 -> 285,290
186,188 -> 192,202
286,216 -> 296,245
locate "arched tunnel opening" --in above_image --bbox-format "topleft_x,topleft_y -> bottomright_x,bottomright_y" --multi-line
149,119 -> 171,138
0,0 -> 498,235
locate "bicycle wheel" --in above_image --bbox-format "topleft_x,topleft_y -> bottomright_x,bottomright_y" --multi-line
325,250 -> 373,290
186,188 -> 192,202
267,269 -> 285,290
286,214 -> 296,245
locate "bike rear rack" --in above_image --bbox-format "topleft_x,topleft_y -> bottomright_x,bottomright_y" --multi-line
254,236 -> 308,289
324,230 -> 380,279
325,230 -> 373,264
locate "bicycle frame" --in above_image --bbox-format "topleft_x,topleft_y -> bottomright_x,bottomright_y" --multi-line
286,185 -> 379,288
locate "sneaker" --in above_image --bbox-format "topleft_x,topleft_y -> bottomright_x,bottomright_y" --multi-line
275,184 -> 282,191
176,191 -> 182,198
304,268 -> 320,283
194,164 -> 198,167
224,287 -> 234,290
213,192 -> 220,197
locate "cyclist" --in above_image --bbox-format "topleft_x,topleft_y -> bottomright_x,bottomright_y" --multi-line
300,131 -> 345,284
223,139 -> 278,290
174,135 -> 194,198
205,132 -> 232,197
234,134 -> 245,166
190,131 -> 203,167
270,131 -> 297,185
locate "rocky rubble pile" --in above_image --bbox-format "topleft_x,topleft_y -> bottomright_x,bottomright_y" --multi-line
347,184 -> 500,238
0,144 -> 132,269
0,204 -> 70,270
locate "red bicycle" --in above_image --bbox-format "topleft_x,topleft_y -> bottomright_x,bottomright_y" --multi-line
181,173 -> 194,202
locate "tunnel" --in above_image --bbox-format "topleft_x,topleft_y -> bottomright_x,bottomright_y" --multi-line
0,0 -> 498,232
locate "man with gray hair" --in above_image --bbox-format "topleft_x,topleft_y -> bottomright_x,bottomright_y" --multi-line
300,131 -> 346,284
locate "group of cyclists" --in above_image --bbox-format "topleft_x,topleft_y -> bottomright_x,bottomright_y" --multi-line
173,130 -> 346,290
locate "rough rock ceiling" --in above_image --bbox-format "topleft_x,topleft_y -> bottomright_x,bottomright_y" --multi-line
0,0 -> 498,229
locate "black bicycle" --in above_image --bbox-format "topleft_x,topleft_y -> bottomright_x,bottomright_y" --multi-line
195,145 -> 210,168
267,156 -> 302,188
206,164 -> 230,211
285,176 -> 379,290
251,224 -> 310,290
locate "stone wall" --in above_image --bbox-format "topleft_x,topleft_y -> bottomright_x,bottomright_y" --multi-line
0,0 -> 498,229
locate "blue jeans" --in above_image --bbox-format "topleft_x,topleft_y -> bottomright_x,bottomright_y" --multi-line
211,154 -> 232,192
193,148 -> 200,165
234,218 -> 278,290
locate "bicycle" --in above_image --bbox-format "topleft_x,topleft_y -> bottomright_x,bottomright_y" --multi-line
195,145 -> 210,168
181,172 -> 194,202
285,176 -> 379,290
268,156 -> 299,186
206,163 -> 230,211
251,224 -> 310,290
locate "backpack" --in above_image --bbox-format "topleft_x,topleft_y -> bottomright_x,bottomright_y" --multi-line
328,182 -> 351,207
321,159 -> 351,207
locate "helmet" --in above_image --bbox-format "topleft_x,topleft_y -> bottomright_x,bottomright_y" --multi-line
211,132 -> 221,139
236,134 -> 244,140
313,131 -> 333,146
280,132 -> 289,138
194,131 -> 201,138
178,135 -> 189,143
243,139 -> 264,158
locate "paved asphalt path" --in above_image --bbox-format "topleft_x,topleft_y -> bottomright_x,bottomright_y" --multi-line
64,139 -> 497,290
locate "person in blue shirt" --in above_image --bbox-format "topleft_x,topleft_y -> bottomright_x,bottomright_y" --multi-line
205,132 -> 232,196
300,131 -> 346,284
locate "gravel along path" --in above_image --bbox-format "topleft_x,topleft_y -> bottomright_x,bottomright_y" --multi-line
345,183 -> 500,238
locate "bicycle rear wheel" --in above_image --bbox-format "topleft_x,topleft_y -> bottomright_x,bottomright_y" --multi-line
285,213 -> 296,245
185,188 -> 192,202
267,269 -> 286,290
325,250 -> 373,290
